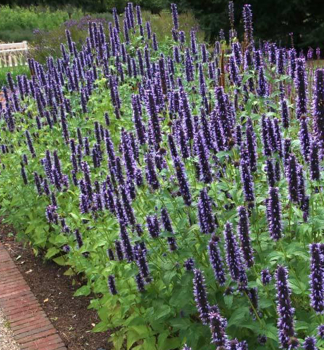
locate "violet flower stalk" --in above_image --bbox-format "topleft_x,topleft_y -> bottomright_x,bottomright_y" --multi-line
209,312 -> 228,347
161,208 -> 177,251
145,152 -> 160,190
108,275 -> 118,295
172,156 -> 192,206
208,235 -> 226,285
267,187 -> 282,241
295,58 -> 308,119
246,118 -> 257,172
198,188 -> 216,234
224,222 -> 247,288
281,99 -> 290,129
119,224 -> 134,262
275,266 -> 298,349
240,155 -> 255,206
299,119 -> 311,162
287,154 -> 299,203
194,127 -> 212,183
243,4 -> 253,45
261,269 -> 272,285
313,69 -> 324,146
147,214 -> 160,238
193,269 -> 210,325
309,243 -> 324,313
303,337 -> 318,350
309,141 -> 320,181
237,206 -> 254,268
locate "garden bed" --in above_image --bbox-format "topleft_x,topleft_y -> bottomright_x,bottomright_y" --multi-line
0,220 -> 110,350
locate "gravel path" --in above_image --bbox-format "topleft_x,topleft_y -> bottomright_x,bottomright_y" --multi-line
0,307 -> 20,350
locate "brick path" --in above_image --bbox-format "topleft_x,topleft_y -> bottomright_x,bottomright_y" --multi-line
0,243 -> 67,350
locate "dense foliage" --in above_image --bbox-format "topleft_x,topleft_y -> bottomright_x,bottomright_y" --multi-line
177,0 -> 324,51
0,6 -> 85,42
2,0 -> 324,49
1,2 -> 324,350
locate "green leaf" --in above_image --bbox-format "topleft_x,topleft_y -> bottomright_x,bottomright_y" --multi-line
45,247 -> 59,259
154,305 -> 172,320
53,256 -> 66,266
92,321 -> 109,333
74,285 -> 91,297
227,307 -> 249,327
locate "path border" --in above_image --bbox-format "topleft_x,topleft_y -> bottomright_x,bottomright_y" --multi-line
0,243 -> 67,350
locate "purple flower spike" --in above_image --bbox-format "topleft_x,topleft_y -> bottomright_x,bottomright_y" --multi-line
108,275 -> 118,295
267,187 -> 282,241
209,312 -> 228,347
313,69 -> 324,146
261,269 -> 272,285
309,243 -> 324,313
147,214 -> 160,238
309,141 -> 320,181
287,154 -> 299,203
198,188 -> 215,234
246,118 -> 257,172
224,222 -> 247,287
237,206 -> 254,268
208,235 -> 226,285
171,3 -> 179,30
193,269 -> 210,325
275,266 -> 298,349
240,154 -> 255,206
243,4 -> 254,45
303,337 -> 318,350
318,324 -> 324,339
295,58 -> 308,119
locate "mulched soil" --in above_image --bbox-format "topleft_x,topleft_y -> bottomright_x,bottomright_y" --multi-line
0,219 -> 111,350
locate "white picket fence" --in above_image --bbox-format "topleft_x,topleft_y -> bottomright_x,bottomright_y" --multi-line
0,41 -> 28,68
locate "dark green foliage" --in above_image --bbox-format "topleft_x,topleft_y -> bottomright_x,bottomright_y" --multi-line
178,0 -> 324,50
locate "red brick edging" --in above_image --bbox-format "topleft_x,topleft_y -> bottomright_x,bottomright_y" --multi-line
0,243 -> 67,350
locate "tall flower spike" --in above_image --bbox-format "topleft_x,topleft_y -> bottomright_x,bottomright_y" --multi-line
246,118 -> 258,172
267,187 -> 282,241
261,269 -> 272,285
161,208 -> 177,251
299,119 -> 311,162
208,235 -> 226,285
237,206 -> 254,268
275,266 -> 298,349
194,126 -> 212,183
198,188 -> 216,234
145,152 -> 160,190
171,3 -> 179,30
119,224 -> 134,262
287,154 -> 299,203
209,312 -> 228,347
295,58 -> 308,119
313,69 -> 324,146
281,99 -> 290,128
224,222 -> 247,286
243,4 -> 254,45
309,141 -> 320,181
193,269 -> 210,325
303,337 -> 318,350
108,275 -> 118,295
172,156 -> 192,206
309,243 -> 324,313
240,153 -> 255,206
147,214 -> 160,238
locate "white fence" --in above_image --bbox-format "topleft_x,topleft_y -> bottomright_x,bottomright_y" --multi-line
0,41 -> 28,68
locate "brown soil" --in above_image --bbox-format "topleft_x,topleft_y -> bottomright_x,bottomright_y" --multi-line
0,220 -> 110,350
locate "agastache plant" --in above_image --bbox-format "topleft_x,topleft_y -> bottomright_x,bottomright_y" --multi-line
275,266 -> 298,349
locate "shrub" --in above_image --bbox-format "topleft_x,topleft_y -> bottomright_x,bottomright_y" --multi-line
1,2 -> 324,350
